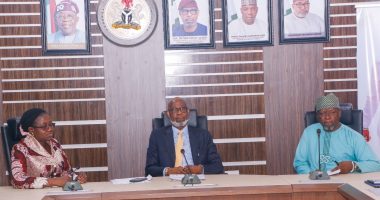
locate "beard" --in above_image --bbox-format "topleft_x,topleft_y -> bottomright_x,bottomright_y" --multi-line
170,119 -> 189,128
322,122 -> 341,132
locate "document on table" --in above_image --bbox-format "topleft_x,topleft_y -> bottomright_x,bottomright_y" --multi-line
111,175 -> 152,184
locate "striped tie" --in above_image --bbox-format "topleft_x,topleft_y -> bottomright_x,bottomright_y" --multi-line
174,130 -> 184,167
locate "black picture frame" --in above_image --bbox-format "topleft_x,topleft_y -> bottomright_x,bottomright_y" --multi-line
222,0 -> 273,47
163,0 -> 215,49
41,0 -> 91,55
280,0 -> 330,44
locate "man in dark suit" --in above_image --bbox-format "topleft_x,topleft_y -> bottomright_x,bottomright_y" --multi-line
145,97 -> 224,177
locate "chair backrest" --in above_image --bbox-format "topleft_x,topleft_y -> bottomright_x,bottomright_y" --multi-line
1,118 -> 24,174
152,109 -> 208,131
304,103 -> 363,134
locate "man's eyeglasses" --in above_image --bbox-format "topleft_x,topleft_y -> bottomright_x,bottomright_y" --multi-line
179,9 -> 199,15
33,123 -> 56,130
169,107 -> 188,114
56,13 -> 76,21
293,2 -> 310,8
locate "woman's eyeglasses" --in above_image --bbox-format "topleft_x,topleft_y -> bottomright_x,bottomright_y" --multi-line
33,123 -> 56,130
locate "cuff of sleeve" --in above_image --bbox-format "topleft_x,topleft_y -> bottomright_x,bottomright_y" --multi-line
163,167 -> 169,176
31,177 -> 48,189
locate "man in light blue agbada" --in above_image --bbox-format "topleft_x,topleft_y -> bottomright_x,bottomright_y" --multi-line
294,93 -> 380,174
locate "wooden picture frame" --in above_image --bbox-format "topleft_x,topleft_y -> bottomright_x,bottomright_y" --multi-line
41,0 -> 91,55
223,0 -> 273,47
280,0 -> 330,44
163,0 -> 215,49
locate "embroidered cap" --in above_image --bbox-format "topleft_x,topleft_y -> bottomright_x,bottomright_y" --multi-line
241,0 -> 257,5
315,93 -> 340,112
178,0 -> 198,10
56,0 -> 79,14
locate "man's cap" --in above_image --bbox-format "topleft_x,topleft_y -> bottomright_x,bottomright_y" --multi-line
178,0 -> 198,10
315,93 -> 340,112
241,0 -> 257,5
56,0 -> 79,14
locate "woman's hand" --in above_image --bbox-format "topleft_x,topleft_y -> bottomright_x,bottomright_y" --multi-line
46,174 -> 71,187
76,172 -> 87,184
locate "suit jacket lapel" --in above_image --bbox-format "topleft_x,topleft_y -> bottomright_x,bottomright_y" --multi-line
188,126 -> 199,165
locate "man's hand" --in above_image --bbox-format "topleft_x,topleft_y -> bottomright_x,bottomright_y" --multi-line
332,161 -> 354,174
166,166 -> 187,175
186,165 -> 203,174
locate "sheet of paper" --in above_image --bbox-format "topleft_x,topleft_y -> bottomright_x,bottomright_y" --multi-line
327,169 -> 341,176
169,174 -> 205,181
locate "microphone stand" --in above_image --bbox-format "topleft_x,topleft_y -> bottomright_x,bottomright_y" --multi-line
63,167 -> 83,191
309,129 -> 330,180
180,149 -> 201,186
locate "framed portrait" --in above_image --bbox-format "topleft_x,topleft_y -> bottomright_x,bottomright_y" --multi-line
163,0 -> 214,49
223,0 -> 273,47
280,0 -> 330,44
41,0 -> 91,55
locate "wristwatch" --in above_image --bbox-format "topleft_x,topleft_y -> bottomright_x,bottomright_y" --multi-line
163,167 -> 169,176
354,162 -> 361,172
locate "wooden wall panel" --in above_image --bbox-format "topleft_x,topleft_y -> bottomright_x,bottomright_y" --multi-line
104,1 -> 166,180
54,125 -> 107,144
209,119 -> 265,139
181,96 -> 264,116
166,85 -> 264,96
0,0 -> 106,185
216,143 -> 266,162
2,80 -> 105,89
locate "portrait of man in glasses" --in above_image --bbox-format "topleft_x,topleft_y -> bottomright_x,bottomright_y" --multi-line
284,0 -> 325,38
172,0 -> 207,36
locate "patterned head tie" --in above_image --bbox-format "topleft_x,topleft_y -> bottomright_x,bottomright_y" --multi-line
315,93 -> 340,112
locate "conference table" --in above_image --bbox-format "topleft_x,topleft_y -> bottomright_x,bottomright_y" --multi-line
1,173 -> 380,200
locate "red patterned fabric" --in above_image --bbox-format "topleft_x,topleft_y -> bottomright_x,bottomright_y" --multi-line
11,134 -> 71,189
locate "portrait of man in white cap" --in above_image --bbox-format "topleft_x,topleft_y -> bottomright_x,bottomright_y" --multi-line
294,93 -> 380,175
227,0 -> 268,42
47,0 -> 86,44
284,0 -> 325,38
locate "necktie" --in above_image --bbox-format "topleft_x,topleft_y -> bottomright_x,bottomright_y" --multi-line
175,130 -> 184,167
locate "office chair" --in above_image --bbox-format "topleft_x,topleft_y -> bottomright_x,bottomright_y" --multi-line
152,109 -> 208,131
304,103 -> 363,134
1,118 -> 24,176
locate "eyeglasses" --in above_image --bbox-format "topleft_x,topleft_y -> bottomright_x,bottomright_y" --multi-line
293,3 -> 310,8
169,107 -> 188,114
56,13 -> 76,21
33,123 -> 56,130
179,9 -> 199,15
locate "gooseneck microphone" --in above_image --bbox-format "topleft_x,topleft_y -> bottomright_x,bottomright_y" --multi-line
309,128 -> 329,180
180,149 -> 201,185
180,149 -> 192,174
63,166 -> 83,191
317,128 -> 321,171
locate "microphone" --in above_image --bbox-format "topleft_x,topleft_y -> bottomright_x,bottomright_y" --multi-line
309,129 -> 330,180
63,166 -> 83,191
180,149 -> 201,185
